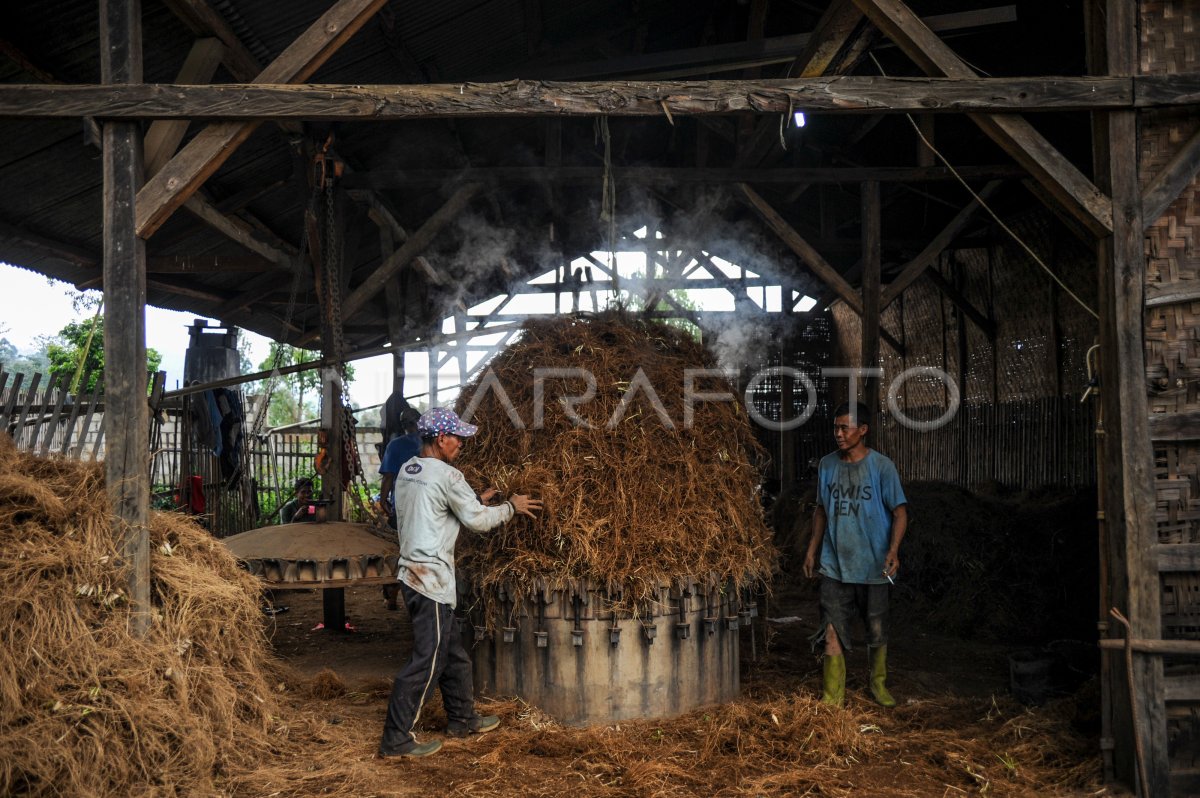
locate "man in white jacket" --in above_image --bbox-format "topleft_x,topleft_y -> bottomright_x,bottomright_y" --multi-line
378,408 -> 541,759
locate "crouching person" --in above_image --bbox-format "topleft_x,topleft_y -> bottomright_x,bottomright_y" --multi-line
378,408 -> 542,758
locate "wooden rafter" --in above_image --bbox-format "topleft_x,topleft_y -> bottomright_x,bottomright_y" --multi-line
182,194 -> 295,266
143,37 -> 224,177
880,180 -> 1000,307
738,183 -> 861,312
161,0 -> 263,88
482,6 -> 1017,81
850,0 -> 1113,237
738,184 -> 906,355
339,183 -> 482,319
736,0 -> 869,168
134,0 -> 389,239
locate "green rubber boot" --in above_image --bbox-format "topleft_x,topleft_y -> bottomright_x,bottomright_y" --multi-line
869,646 -> 897,707
821,654 -> 846,707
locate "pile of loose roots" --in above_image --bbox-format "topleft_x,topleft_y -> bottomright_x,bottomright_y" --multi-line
0,435 -> 278,796
454,311 -> 775,624
227,671 -> 1101,797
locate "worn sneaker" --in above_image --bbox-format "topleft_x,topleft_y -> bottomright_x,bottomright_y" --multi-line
446,715 -> 500,738
377,738 -> 443,758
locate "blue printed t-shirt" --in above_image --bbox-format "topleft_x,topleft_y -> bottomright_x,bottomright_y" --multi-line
380,433 -> 422,475
817,449 -> 907,585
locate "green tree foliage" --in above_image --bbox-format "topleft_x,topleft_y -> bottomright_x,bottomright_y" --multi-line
253,343 -> 354,429
0,337 -> 49,380
44,316 -> 163,394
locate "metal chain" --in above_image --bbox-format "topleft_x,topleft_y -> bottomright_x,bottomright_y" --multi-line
319,177 -> 389,533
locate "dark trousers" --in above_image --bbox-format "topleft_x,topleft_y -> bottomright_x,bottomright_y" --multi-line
379,584 -> 477,754
815,576 -> 890,653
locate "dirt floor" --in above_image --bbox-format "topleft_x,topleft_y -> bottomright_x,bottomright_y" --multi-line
230,582 -> 1129,798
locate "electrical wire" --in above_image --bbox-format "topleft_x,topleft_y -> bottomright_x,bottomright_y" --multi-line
869,53 -> 1098,320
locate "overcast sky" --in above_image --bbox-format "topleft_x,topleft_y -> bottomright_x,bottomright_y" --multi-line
0,261 -> 397,407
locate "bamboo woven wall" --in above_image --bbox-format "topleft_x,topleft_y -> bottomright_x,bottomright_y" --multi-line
872,397 -> 1096,490
834,211 -> 1098,406
1141,0 -> 1200,779
829,209 -> 1099,489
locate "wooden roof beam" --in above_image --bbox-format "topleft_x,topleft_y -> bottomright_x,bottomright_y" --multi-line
850,0 -> 1113,237
161,0 -> 264,87
736,0 -> 871,168
738,184 -> 905,354
181,194 -> 296,267
3,75 -> 1160,123
135,0 -> 389,239
160,0 -> 303,139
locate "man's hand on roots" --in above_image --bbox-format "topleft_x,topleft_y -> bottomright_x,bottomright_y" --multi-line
509,494 -> 542,519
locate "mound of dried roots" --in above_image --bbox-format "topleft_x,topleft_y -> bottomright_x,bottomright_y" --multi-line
454,311 -> 774,624
0,435 -> 278,796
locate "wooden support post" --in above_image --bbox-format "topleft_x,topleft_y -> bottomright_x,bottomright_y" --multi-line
1094,0 -> 1169,793
861,181 -> 881,418
320,373 -> 344,520
322,587 -> 346,631
380,227 -> 406,398
100,0 -> 150,635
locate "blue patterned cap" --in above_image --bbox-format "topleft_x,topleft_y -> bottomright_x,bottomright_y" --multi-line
417,407 -> 479,437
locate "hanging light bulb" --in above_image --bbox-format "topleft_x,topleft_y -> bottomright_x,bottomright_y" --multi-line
793,111 -> 807,128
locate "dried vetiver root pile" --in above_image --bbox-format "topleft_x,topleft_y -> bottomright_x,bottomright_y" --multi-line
0,435 -> 278,797
454,311 -> 775,626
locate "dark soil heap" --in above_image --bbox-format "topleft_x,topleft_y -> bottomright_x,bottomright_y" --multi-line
0,435 -> 278,797
454,311 -> 775,623
783,480 -> 1097,643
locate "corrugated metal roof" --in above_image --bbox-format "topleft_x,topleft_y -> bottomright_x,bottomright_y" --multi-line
0,0 -> 1049,346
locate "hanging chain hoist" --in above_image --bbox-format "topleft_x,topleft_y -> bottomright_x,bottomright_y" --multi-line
313,139 -> 390,534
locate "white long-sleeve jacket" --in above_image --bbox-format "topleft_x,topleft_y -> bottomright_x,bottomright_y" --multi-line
393,456 -> 513,606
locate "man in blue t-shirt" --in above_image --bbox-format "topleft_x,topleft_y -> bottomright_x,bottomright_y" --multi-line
803,401 -> 908,708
